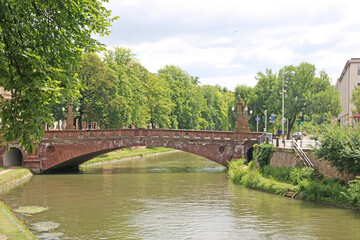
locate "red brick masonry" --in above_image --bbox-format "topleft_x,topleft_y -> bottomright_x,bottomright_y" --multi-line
0,129 -> 262,173
270,148 -> 343,179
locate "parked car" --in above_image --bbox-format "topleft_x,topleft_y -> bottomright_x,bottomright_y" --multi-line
292,132 -> 302,140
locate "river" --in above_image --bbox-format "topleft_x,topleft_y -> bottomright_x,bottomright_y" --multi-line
1,151 -> 360,239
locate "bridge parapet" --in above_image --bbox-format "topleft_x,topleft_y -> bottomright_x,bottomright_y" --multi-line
0,129 -> 264,173
43,129 -> 263,143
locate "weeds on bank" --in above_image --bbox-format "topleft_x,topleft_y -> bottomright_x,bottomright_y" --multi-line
0,169 -> 32,192
228,160 -> 296,195
228,159 -> 360,209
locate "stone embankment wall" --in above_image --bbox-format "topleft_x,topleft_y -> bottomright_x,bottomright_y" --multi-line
270,148 -> 342,179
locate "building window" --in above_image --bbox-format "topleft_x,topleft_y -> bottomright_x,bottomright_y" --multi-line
358,65 -> 360,75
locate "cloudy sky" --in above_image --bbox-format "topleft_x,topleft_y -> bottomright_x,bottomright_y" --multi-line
100,0 -> 360,90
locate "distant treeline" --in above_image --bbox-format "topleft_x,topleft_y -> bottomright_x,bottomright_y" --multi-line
50,48 -> 340,135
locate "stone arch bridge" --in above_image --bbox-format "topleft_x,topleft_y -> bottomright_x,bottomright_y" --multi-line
0,129 -> 262,173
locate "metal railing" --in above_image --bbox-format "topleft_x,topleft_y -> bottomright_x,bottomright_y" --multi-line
291,139 -> 314,168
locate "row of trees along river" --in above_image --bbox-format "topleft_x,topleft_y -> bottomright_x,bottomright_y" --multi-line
49,48 -> 341,136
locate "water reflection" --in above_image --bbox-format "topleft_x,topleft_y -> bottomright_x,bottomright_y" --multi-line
1,151 -> 360,239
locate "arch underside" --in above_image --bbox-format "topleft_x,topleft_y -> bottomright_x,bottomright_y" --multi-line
3,147 -> 23,167
41,139 -> 243,173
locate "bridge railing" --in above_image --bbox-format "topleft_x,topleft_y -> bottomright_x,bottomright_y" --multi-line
43,129 -> 263,142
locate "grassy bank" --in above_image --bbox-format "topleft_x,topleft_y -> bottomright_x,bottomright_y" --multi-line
0,168 -> 36,239
0,200 -> 36,239
0,168 -> 32,192
228,159 -> 297,195
228,159 -> 360,209
81,146 -> 174,166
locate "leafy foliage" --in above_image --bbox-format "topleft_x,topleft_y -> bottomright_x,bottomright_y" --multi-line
255,143 -> 275,168
342,177 -> 360,207
228,159 -> 296,195
0,0 -> 117,151
313,122 -> 360,184
351,86 -> 360,112
289,167 -> 314,184
248,63 -> 340,136
297,178 -> 348,204
261,166 -> 292,182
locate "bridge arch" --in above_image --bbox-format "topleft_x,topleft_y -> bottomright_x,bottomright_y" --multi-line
3,147 -> 23,167
42,142 -> 235,173
246,147 -> 254,162
17,129 -> 261,173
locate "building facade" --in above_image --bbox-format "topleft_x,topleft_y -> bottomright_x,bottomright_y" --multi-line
0,87 -> 11,100
335,58 -> 360,125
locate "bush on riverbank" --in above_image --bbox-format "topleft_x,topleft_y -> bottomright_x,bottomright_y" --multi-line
340,177 -> 360,207
81,147 -> 173,166
228,159 -> 360,209
253,143 -> 275,168
228,159 -> 296,195
261,166 -> 292,182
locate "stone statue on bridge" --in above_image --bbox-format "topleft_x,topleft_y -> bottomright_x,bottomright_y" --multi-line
234,95 -> 250,133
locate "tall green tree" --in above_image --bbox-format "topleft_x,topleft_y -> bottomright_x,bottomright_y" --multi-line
158,65 -> 204,129
104,47 -> 149,128
144,73 -> 174,128
0,0 -> 117,151
248,69 -> 278,132
200,85 -> 233,131
249,63 -> 340,136
351,86 -> 360,113
279,63 -> 340,138
78,53 -> 122,129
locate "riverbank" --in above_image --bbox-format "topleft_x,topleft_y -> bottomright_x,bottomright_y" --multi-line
80,147 -> 175,167
0,168 -> 36,239
228,159 -> 360,210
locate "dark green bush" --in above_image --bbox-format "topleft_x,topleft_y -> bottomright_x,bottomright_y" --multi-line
256,143 -> 275,168
342,177 -> 360,207
228,159 -> 295,195
297,178 -> 348,204
290,167 -> 314,184
261,166 -> 292,182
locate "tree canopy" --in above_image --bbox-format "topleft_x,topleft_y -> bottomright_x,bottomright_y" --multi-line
313,122 -> 360,185
0,2 -> 342,152
247,63 -> 340,136
351,86 -> 360,113
0,0 -> 117,151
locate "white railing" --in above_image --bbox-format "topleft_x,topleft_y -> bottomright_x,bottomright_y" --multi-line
291,139 -> 314,168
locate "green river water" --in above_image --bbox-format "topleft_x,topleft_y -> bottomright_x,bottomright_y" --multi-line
1,151 -> 360,239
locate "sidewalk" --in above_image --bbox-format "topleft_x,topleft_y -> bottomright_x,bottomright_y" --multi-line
270,138 -> 318,150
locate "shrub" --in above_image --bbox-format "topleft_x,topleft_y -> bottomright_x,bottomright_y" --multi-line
256,143 -> 275,168
290,167 -> 314,184
342,177 -> 360,208
261,166 -> 292,182
313,122 -> 360,185
297,178 -> 348,204
228,159 -> 295,195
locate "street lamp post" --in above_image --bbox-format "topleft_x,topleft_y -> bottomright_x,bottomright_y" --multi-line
282,70 -> 295,142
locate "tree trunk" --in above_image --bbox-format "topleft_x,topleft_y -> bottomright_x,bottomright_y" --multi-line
287,117 -> 296,139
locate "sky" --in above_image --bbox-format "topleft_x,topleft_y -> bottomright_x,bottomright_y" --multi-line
99,0 -> 360,91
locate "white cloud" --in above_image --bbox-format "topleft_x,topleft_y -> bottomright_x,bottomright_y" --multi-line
101,0 -> 360,90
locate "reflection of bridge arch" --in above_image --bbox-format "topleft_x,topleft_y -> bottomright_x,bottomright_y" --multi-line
0,129 -> 262,173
